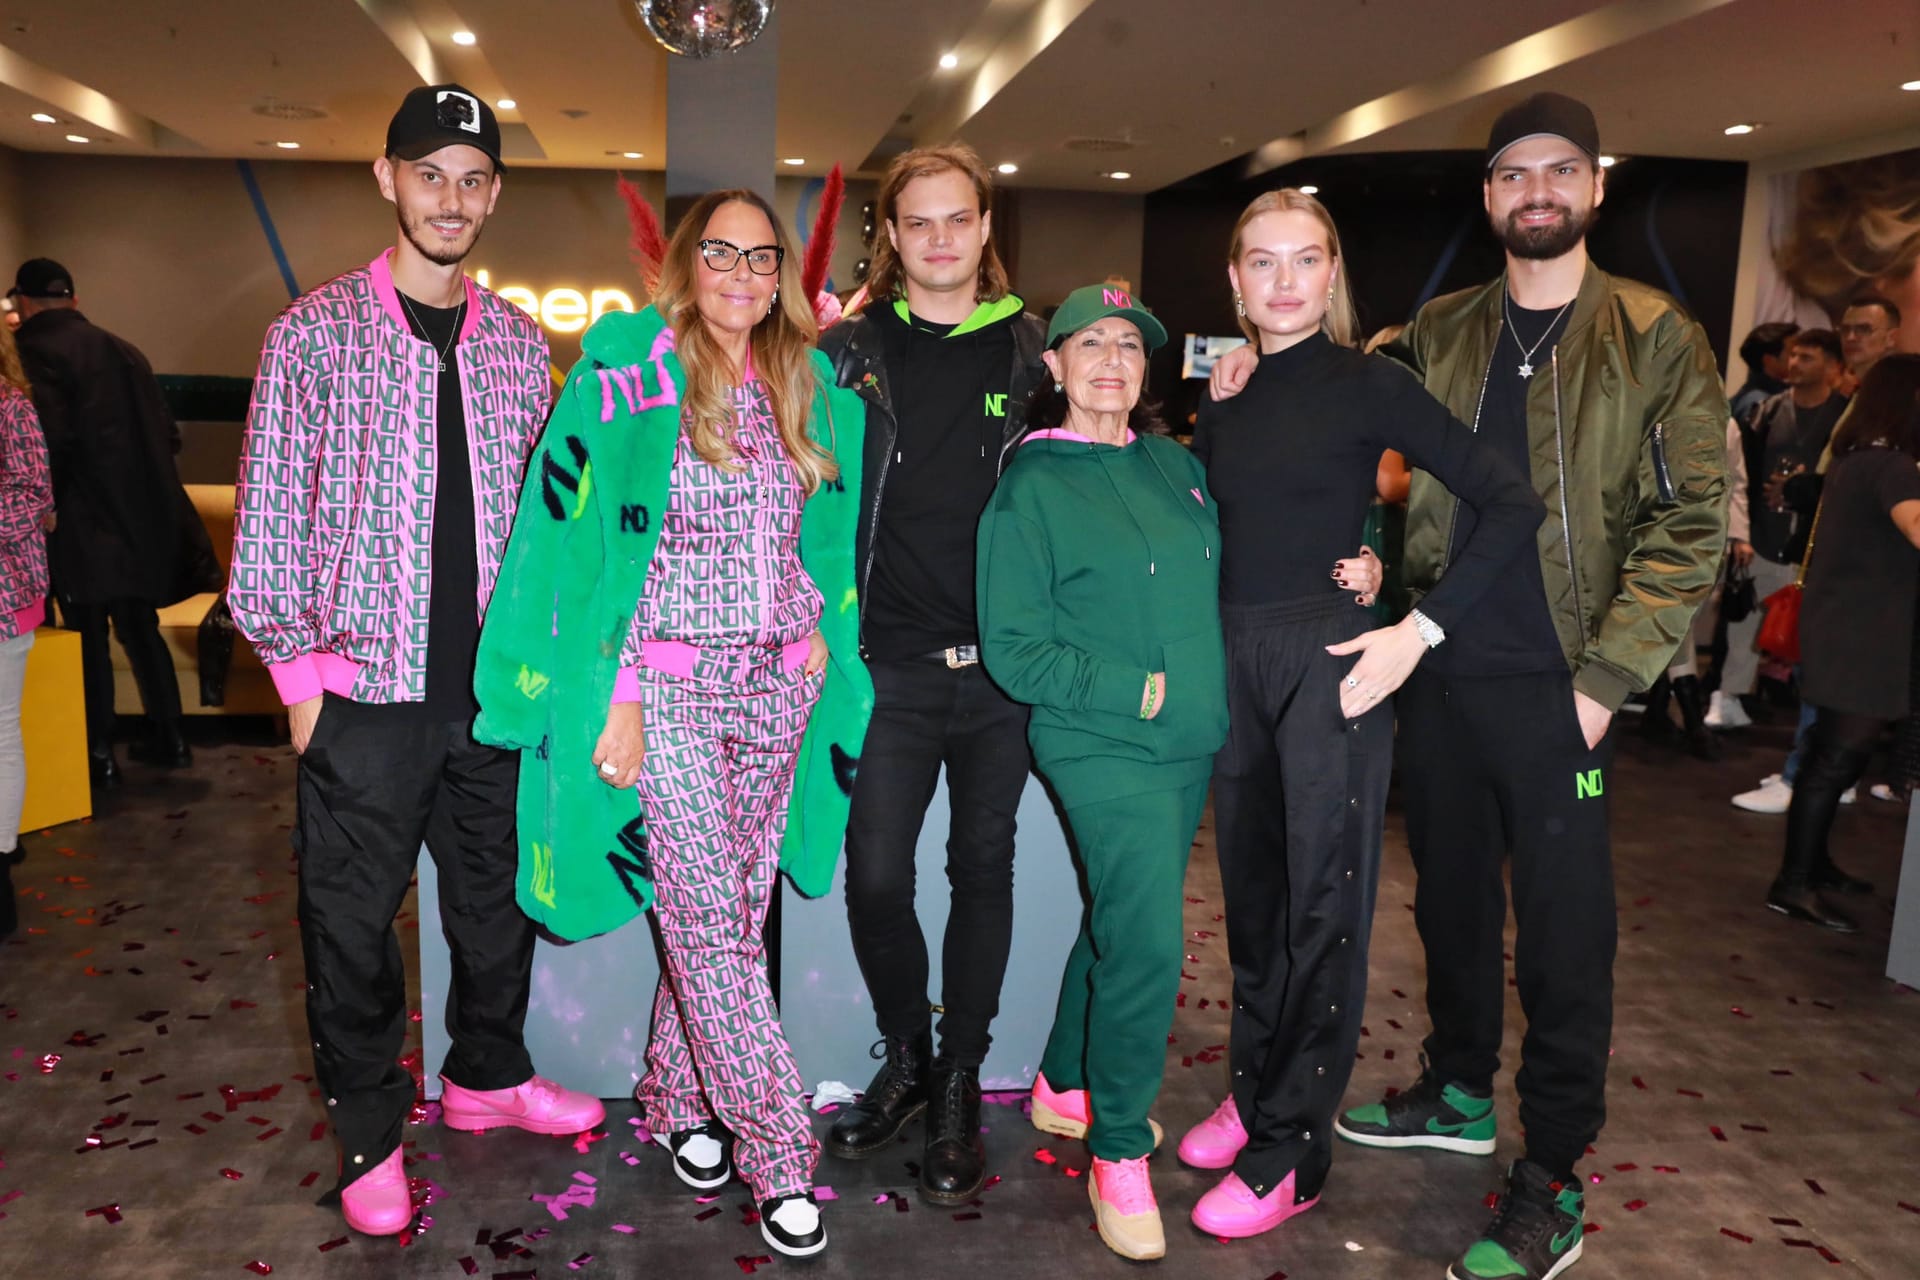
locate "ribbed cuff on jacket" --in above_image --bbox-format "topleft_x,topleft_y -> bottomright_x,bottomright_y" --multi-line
266,654 -> 324,705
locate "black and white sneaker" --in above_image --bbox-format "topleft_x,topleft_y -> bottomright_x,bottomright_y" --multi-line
760,1191 -> 827,1258
654,1121 -> 732,1190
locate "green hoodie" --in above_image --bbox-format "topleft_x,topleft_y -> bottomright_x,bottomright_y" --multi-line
976,429 -> 1226,807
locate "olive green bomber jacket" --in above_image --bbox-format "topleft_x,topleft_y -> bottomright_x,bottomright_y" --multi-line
1386,263 -> 1729,711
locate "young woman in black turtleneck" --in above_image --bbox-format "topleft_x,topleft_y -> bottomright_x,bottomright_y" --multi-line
1176,189 -> 1544,1239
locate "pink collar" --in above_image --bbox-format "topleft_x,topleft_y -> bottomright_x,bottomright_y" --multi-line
1023,427 -> 1137,446
368,248 -> 483,345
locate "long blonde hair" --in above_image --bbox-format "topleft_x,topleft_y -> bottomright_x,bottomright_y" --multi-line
1228,188 -> 1359,348
651,189 -> 837,494
0,319 -> 28,395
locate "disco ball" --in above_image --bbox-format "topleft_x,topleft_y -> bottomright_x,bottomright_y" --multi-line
637,0 -> 774,59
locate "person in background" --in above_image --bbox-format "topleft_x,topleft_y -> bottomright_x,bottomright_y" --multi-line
1731,321 -> 1797,430
1838,295 -> 1903,394
976,284 -> 1223,1261
229,85 -> 603,1240
1767,355 -> 1920,932
0,318 -> 53,941
1710,329 -> 1845,735
1185,188 -> 1542,1246
10,257 -> 195,783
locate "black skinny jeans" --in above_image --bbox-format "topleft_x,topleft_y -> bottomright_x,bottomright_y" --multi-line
841,659 -> 1031,1067
1779,707 -> 1887,887
66,599 -> 182,752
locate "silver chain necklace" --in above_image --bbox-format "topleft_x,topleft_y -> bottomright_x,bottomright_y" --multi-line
397,291 -> 466,373
1503,290 -> 1574,379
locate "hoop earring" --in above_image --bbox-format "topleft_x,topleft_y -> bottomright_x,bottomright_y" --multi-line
1234,293 -> 1246,318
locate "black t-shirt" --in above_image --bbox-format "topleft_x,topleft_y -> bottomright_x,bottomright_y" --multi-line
397,291 -> 482,722
863,303 -> 1013,659
1192,331 -> 1541,628
1426,298 -> 1568,678
1749,391 -> 1847,563
1801,447 -> 1920,719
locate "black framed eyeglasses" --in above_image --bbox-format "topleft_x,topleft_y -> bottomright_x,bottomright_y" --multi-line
699,238 -> 784,276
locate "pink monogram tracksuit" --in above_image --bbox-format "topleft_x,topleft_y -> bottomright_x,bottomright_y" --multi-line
0,385 -> 52,638
623,377 -> 824,1202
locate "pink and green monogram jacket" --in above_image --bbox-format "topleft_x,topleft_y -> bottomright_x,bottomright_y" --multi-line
229,249 -> 552,705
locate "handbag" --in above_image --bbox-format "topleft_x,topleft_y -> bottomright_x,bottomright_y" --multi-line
1756,494 -> 1825,664
1721,560 -> 1756,623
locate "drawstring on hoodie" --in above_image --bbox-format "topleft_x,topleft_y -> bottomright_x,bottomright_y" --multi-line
1082,439 -> 1215,577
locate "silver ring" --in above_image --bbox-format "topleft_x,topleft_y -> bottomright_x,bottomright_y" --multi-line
1345,676 -> 1358,688
599,761 -> 618,778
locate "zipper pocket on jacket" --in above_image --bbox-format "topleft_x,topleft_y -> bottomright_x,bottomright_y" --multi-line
1650,422 -> 1677,505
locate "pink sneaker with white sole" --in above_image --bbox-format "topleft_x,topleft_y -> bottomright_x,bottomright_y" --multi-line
1191,1168 -> 1319,1239
439,1074 -> 605,1135
1177,1095 -> 1248,1169
1029,1071 -> 1163,1148
340,1147 -> 412,1236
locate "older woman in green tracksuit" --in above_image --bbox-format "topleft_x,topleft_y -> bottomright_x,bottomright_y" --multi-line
976,284 -> 1225,1262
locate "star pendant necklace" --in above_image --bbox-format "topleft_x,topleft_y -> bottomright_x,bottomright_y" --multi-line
1503,290 -> 1575,379
398,290 -> 466,373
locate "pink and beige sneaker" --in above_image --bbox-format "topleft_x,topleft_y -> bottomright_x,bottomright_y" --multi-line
340,1147 -> 412,1236
1089,1155 -> 1165,1260
1029,1071 -> 1164,1148
439,1074 -> 605,1135
1177,1095 -> 1249,1169
1190,1169 -> 1319,1239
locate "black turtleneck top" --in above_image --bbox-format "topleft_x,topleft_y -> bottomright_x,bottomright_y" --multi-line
1191,331 -> 1543,630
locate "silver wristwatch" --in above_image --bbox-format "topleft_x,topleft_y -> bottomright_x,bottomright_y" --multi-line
1409,608 -> 1446,649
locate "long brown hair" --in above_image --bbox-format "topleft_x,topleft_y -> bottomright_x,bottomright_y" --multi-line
1227,188 -> 1359,348
864,143 -> 1011,306
1831,353 -> 1920,460
651,189 -> 837,494
0,320 -> 28,395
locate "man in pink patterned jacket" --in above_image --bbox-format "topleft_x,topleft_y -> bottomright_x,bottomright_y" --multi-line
229,85 -> 602,1238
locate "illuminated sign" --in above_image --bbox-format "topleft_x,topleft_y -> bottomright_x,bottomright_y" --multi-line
472,269 -> 637,334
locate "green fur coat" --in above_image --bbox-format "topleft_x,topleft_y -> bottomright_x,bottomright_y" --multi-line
473,306 -> 872,941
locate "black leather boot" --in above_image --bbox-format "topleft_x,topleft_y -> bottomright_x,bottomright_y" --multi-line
920,1059 -> 985,1204
129,720 -> 192,769
1671,676 -> 1721,760
1772,731 -> 1868,933
1813,857 -> 1874,896
88,747 -> 122,790
1639,676 -> 1677,745
826,1032 -> 930,1159
1765,879 -> 1860,932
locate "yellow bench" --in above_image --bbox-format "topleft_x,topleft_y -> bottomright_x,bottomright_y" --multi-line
22,626 -> 89,830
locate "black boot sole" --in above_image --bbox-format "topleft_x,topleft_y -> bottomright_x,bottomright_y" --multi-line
825,1100 -> 927,1160
1765,899 -> 1860,933
918,1159 -> 987,1205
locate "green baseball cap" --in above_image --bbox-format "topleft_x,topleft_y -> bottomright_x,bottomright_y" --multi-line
1047,283 -> 1169,352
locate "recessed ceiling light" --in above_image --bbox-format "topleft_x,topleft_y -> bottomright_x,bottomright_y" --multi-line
275,140 -> 300,150
996,163 -> 1018,175
623,151 -> 643,159
782,157 -> 805,166
66,134 -> 89,143
939,52 -> 959,70
1902,80 -> 1920,91
496,98 -> 517,110
1104,171 -> 1131,181
1598,154 -> 1619,168
1724,123 -> 1756,136
1297,184 -> 1320,195
451,30 -> 477,46
30,112 -> 55,124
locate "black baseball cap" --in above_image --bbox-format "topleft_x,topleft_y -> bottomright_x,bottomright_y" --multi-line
8,258 -> 75,300
386,84 -> 505,172
1485,92 -> 1600,172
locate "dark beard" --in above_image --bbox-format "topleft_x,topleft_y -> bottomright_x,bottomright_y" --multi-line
398,208 -> 478,267
1495,202 -> 1592,261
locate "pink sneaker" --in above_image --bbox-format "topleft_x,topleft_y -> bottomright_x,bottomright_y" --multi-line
1029,1071 -> 1164,1147
1178,1095 -> 1248,1169
1089,1156 -> 1164,1260
1190,1169 -> 1319,1239
439,1074 -> 606,1135
340,1147 -> 411,1236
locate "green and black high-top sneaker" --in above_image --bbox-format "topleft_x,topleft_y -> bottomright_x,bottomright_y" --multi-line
1447,1159 -> 1584,1280
1334,1055 -> 1496,1155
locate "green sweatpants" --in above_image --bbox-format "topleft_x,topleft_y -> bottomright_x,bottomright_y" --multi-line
1038,778 -> 1211,1160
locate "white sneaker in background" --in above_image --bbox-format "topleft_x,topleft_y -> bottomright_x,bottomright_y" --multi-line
1704,691 -> 1752,730
1732,774 -> 1792,814
1841,785 -> 1857,805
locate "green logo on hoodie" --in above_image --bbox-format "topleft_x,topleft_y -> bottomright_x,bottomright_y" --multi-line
985,392 -> 1008,417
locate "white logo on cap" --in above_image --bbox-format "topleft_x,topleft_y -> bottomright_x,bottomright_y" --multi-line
436,90 -> 482,134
